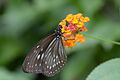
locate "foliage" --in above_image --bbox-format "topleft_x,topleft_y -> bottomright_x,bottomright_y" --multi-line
86,58 -> 120,80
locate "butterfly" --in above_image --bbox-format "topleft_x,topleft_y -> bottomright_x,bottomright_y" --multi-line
22,25 -> 67,77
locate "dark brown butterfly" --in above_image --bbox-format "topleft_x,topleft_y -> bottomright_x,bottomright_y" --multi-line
22,25 -> 67,77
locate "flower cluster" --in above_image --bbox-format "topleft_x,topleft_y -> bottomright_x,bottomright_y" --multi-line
59,13 -> 90,49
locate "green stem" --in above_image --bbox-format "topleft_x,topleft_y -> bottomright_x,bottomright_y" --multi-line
83,34 -> 120,45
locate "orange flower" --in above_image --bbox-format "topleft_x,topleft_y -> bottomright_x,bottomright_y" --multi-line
75,34 -> 86,43
59,13 -> 90,49
63,40 -> 76,49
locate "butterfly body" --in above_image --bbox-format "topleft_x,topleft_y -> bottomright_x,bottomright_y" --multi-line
22,25 -> 67,77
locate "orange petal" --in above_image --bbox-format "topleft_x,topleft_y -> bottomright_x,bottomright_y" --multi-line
84,17 -> 90,22
76,13 -> 82,19
75,34 -> 86,43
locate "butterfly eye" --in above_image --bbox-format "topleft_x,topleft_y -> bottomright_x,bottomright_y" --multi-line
58,25 -> 62,29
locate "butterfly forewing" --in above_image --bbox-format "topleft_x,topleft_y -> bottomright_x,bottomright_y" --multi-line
22,34 -> 56,73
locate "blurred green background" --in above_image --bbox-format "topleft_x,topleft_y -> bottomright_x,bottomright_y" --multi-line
0,0 -> 120,80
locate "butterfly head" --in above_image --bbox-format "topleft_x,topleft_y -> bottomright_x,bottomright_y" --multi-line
55,25 -> 63,38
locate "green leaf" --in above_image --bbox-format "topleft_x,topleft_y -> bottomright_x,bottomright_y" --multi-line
0,68 -> 35,80
86,58 -> 120,80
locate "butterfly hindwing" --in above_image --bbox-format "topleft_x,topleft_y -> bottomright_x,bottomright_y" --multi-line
42,38 -> 67,76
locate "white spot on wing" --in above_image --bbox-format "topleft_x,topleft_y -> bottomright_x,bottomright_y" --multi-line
50,71 -> 52,74
53,59 -> 56,62
41,48 -> 43,51
56,56 -> 58,59
49,66 -> 52,69
35,64 -> 37,66
53,64 -> 56,67
37,54 -> 40,59
52,65 -> 55,68
41,53 -> 44,59
45,61 -> 47,64
37,45 -> 39,48
39,64 -> 41,66
58,61 -> 60,64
